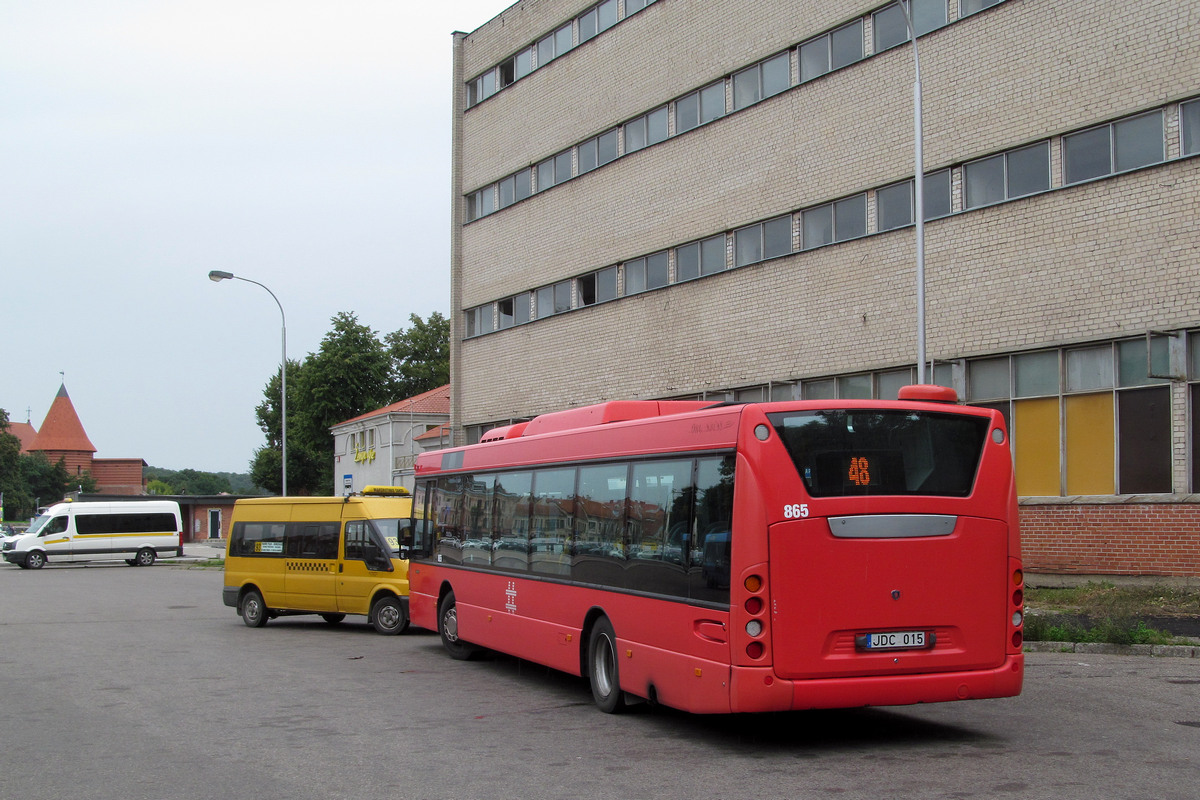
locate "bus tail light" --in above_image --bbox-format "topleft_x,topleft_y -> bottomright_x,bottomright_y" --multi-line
743,573 -> 767,660
1009,565 -> 1024,651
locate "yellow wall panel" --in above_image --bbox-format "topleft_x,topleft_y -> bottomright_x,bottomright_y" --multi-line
1014,397 -> 1061,496
1065,393 -> 1115,495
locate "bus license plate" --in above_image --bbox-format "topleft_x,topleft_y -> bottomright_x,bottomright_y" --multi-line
859,630 -> 928,650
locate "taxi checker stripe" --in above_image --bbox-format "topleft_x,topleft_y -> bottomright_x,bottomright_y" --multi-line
287,561 -> 332,572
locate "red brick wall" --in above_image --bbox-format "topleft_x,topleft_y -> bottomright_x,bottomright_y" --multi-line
1020,502 -> 1200,577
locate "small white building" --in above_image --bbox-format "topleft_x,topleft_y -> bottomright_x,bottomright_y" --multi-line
329,384 -> 450,495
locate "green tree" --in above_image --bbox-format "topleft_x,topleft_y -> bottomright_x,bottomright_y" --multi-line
386,311 -> 449,398
0,410 -> 31,519
146,479 -> 174,495
250,312 -> 395,495
20,453 -> 72,512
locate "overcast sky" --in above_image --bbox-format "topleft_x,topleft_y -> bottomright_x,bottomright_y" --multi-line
1,0 -> 511,474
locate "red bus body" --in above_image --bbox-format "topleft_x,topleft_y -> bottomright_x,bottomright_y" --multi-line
408,396 -> 1023,714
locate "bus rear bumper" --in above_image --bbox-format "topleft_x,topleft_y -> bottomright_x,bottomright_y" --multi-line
730,654 -> 1024,713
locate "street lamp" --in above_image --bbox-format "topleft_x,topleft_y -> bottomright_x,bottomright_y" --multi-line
897,0 -> 928,384
208,270 -> 288,495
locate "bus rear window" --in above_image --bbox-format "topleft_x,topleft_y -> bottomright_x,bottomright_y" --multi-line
767,409 -> 990,497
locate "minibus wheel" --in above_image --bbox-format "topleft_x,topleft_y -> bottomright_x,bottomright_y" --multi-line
588,617 -> 627,714
241,589 -> 269,628
134,548 -> 156,567
438,590 -> 479,659
370,595 -> 408,635
25,551 -> 45,570
321,613 -> 346,625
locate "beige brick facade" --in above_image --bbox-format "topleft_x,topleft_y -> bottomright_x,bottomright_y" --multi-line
449,0 -> 1200,534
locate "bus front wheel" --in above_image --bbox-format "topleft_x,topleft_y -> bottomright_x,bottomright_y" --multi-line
25,551 -> 45,570
588,617 -> 627,714
438,590 -> 479,660
371,595 -> 408,635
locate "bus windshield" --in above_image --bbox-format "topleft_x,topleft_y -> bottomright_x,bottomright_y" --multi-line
767,409 -> 990,497
25,514 -> 50,536
369,518 -> 412,557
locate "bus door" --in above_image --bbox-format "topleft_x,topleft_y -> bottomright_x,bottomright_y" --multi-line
336,520 -> 395,615
763,408 -> 1010,680
283,522 -> 339,612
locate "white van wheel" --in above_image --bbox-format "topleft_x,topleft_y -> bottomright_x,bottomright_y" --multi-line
134,548 -> 156,567
26,551 -> 46,570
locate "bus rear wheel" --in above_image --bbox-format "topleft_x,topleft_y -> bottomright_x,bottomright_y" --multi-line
588,617 -> 627,714
134,548 -> 156,567
438,590 -> 479,660
241,589 -> 269,628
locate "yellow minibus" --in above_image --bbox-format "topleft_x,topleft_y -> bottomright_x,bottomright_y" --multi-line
222,487 -> 413,634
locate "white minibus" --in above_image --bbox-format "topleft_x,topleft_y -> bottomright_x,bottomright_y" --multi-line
1,500 -> 183,569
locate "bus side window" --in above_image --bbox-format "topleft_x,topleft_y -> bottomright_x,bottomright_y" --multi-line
690,455 -> 735,602
41,517 -> 68,537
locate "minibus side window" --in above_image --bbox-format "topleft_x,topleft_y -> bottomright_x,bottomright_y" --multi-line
344,521 -> 391,571
40,517 -> 68,537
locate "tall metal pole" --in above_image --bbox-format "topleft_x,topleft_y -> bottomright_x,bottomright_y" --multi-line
899,1 -> 927,384
208,271 -> 287,495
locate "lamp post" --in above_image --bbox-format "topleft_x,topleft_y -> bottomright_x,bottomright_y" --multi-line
208,270 -> 287,495
897,0 -> 928,384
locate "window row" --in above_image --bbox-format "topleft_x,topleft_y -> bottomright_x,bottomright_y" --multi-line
466,0 -> 659,108
414,455 -> 735,603
666,332 -> 1200,497
464,98 -> 1198,333
465,0 -> 1012,218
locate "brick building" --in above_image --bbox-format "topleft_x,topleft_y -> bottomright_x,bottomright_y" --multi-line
449,0 -> 1200,577
24,384 -> 147,495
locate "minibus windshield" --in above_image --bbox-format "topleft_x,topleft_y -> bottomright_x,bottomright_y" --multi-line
370,518 -> 413,557
25,514 -> 50,536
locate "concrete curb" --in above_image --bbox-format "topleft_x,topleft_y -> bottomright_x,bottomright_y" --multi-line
1025,640 -> 1199,658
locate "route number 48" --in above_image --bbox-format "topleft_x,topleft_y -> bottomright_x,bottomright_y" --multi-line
783,503 -> 809,519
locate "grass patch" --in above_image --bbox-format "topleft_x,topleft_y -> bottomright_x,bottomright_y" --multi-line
184,558 -> 226,569
1024,582 -> 1200,645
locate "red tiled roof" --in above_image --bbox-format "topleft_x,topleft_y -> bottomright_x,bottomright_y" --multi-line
8,421 -> 38,452
415,423 -> 451,443
335,384 -> 450,426
29,384 -> 96,454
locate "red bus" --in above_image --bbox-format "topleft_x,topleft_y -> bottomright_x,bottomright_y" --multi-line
408,387 -> 1024,714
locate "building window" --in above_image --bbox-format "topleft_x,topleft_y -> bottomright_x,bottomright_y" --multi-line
535,280 -> 573,319
734,216 -> 792,267
496,168 -> 532,210
802,193 -> 866,249
537,22 -> 574,68
1182,99 -> 1200,156
578,0 -> 617,44
623,251 -> 668,295
963,141 -> 1050,209
497,293 -> 531,330
1064,110 -> 1164,184
537,149 -> 574,191
732,52 -> 790,111
960,0 -> 1004,16
675,235 -> 725,282
467,186 -> 495,221
874,168 -> 952,232
799,20 -> 862,83
624,0 -> 656,13
577,266 -> 617,306
466,68 -> 498,108
966,340 -> 1172,496
578,129 -> 618,174
873,0 -> 946,54
623,106 -> 668,154
676,80 -> 726,134
465,305 -> 494,338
